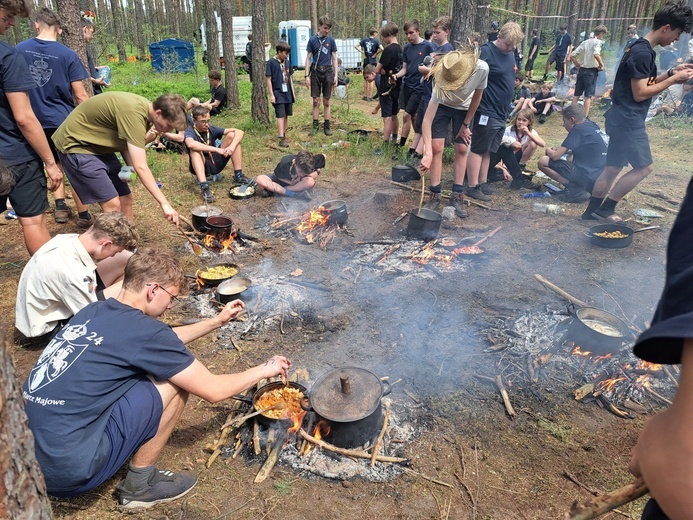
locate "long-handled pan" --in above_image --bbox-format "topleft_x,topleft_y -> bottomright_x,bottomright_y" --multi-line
585,224 -> 659,249
454,226 -> 502,257
231,381 -> 307,423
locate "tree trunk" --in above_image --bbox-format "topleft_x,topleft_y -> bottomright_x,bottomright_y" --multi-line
566,0 -> 578,44
133,0 -> 147,57
374,0 -> 381,29
451,0 -> 476,47
475,0 -> 489,42
220,0 -> 240,109
203,0 -> 221,70
251,0 -> 269,124
112,0 -> 127,63
0,329 -> 52,519
383,0 -> 391,25
310,0 -> 318,34
56,0 -> 93,95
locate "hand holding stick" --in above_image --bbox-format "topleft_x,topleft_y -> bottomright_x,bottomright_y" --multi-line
566,478 -> 648,519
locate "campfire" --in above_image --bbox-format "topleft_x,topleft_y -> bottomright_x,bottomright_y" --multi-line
270,205 -> 351,248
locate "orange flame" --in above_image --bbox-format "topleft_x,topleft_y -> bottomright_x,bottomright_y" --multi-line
296,208 -> 330,233
635,374 -> 652,388
288,410 -> 307,434
572,346 -> 593,357
636,360 -> 663,371
596,377 -> 626,393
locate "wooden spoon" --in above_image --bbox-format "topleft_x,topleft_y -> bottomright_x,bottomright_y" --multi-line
177,226 -> 203,256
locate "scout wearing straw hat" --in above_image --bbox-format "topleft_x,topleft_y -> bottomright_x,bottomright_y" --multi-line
420,48 -> 489,219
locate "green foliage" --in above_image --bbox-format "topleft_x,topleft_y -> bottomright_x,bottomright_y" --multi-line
538,418 -> 571,443
273,478 -> 293,495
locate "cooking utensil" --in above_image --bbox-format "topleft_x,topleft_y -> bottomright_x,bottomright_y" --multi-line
318,200 -> 348,224
189,205 -> 223,231
238,178 -> 256,195
567,303 -> 630,354
231,381 -> 308,424
205,215 -> 233,231
177,226 -> 203,256
534,274 -> 589,307
391,164 -> 420,182
196,262 -> 239,286
407,208 -> 442,242
224,402 -> 287,429
585,224 -> 659,249
454,226 -> 501,256
300,367 -> 391,449
216,276 -> 251,303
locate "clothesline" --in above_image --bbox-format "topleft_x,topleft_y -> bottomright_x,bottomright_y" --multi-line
480,5 -> 652,22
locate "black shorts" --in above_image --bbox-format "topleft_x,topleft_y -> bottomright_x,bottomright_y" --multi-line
273,102 -> 293,118
403,84 -> 423,116
547,158 -> 595,192
363,57 -> 377,68
605,119 -> 652,169
470,114 -> 505,155
574,68 -> 598,97
310,67 -> 334,99
189,151 -> 230,177
524,58 -> 536,71
432,105 -> 469,140
555,57 -> 565,72
44,128 -> 60,163
380,88 -> 400,118
415,98 -> 430,134
0,159 -> 49,218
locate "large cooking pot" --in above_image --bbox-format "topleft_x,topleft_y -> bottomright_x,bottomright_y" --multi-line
567,303 -> 630,354
190,205 -> 223,231
392,164 -> 421,182
319,200 -> 348,225
205,215 -> 233,232
216,276 -> 251,303
407,208 -> 442,242
232,381 -> 307,424
301,367 -> 391,449
585,224 -> 659,249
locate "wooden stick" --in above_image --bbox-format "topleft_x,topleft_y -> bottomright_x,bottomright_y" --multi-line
401,467 -> 454,488
534,274 -> 588,307
253,419 -> 261,456
279,302 -> 286,335
389,180 -> 450,200
472,226 -> 502,248
566,478 -> 649,520
255,430 -> 287,483
178,214 -> 198,231
403,388 -> 421,404
206,397 -> 247,467
563,470 -> 631,518
270,215 -> 303,228
418,173 -> 426,212
353,265 -> 363,284
473,374 -> 517,418
375,244 -> 401,264
643,385 -> 672,406
464,198 -> 501,211
371,402 -> 391,467
663,365 -> 679,387
298,429 -> 408,463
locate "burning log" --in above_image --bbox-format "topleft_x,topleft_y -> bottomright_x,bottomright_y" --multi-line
298,412 -> 318,455
370,401 -> 390,467
298,428 -> 408,463
375,244 -> 401,264
473,374 -> 516,418
595,394 -> 633,419
566,478 -> 648,520
255,428 -> 288,484
573,383 -> 595,401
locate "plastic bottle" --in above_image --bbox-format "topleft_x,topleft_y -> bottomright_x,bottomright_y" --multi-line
532,203 -> 564,214
331,140 -> 350,148
522,191 -> 552,199
118,166 -> 136,183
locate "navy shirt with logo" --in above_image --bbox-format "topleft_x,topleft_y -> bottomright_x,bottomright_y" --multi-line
561,119 -> 608,181
555,32 -> 572,59
265,57 -> 295,105
402,39 -> 435,90
306,35 -> 338,68
360,37 -> 381,65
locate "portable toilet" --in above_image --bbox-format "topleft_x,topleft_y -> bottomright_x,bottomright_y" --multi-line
287,20 -> 312,69
278,21 -> 288,43
149,38 -> 195,73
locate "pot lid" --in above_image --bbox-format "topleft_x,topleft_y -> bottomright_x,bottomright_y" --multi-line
309,367 -> 383,422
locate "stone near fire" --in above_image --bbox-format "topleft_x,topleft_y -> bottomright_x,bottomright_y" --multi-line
373,190 -> 406,206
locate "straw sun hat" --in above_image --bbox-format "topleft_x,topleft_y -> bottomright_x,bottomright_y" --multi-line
431,48 -> 479,92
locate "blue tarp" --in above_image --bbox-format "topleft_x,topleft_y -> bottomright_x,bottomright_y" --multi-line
149,38 -> 195,73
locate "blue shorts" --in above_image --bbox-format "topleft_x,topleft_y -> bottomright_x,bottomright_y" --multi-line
470,114 -> 505,155
0,159 -> 49,218
58,152 -> 131,204
59,378 -> 162,497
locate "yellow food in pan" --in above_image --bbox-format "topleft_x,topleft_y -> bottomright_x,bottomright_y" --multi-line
593,231 -> 629,239
198,265 -> 238,280
255,387 -> 304,419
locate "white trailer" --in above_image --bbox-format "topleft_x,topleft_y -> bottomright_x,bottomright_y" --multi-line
201,14 -> 261,63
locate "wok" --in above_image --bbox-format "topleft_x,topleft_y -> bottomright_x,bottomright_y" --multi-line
585,224 -> 659,249
232,381 -> 307,423
196,262 -> 239,286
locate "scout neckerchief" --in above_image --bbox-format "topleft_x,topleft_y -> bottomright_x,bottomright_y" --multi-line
194,125 -> 215,165
275,55 -> 289,85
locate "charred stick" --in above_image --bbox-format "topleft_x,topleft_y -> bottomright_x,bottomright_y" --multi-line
473,374 -> 516,418
353,265 -> 363,284
206,397 -> 247,468
403,388 -> 422,404
228,335 -> 242,352
371,402 -> 391,467
567,478 -> 648,520
596,394 -> 633,419
643,385 -> 672,406
270,215 -> 304,228
401,467 -> 454,488
563,471 -> 632,517
663,366 -> 679,387
298,412 -> 318,454
280,302 -> 286,335
393,213 -> 407,225
253,419 -> 261,456
298,428 -> 407,463
265,427 -> 276,455
255,429 -> 287,483
375,244 -> 402,264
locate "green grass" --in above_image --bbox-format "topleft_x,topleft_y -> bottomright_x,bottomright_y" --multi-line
538,418 -> 571,443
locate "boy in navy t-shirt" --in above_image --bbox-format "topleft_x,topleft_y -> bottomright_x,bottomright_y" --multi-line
582,2 -> 693,222
538,103 -> 607,202
355,28 -> 382,100
304,16 -> 338,135
265,41 -> 295,149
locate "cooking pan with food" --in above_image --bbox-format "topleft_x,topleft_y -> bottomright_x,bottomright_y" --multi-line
216,276 -> 251,303
196,263 -> 239,286
232,381 -> 307,423
567,303 -> 631,354
585,224 -> 659,249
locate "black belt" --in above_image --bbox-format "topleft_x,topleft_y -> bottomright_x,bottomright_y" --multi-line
315,65 -> 333,71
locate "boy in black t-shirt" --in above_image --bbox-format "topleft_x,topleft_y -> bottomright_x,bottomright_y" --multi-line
254,151 -> 326,200
529,84 -> 557,123
524,29 -> 540,80
265,41 -> 295,148
582,1 -> 693,222
355,28 -> 382,100
374,23 -> 403,146
538,104 -> 607,202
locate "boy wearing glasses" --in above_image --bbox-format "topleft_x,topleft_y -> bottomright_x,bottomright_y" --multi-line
184,106 -> 249,203
22,248 -> 291,510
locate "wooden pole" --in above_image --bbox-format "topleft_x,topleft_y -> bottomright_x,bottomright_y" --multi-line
566,478 -> 649,520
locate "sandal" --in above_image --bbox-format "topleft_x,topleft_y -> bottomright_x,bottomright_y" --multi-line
591,212 -> 623,223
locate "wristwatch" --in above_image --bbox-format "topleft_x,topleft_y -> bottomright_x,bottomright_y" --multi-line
668,67 -> 675,77
461,122 -> 470,128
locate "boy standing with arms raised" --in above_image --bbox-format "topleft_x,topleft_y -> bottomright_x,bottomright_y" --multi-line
583,1 -> 693,222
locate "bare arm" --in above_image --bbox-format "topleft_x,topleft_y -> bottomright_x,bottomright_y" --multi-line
71,80 -> 89,105
172,300 -> 245,344
6,91 -> 62,191
332,51 -> 338,85
545,145 -> 569,161
266,75 -> 275,104
221,128 -> 244,155
169,355 -> 290,403
123,143 -> 179,225
419,101 -> 439,171
633,64 -> 693,102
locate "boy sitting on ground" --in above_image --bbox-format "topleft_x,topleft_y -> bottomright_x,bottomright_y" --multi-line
537,104 -> 607,203
509,75 -> 532,118
255,151 -> 326,200
184,106 -> 250,203
529,83 -> 557,123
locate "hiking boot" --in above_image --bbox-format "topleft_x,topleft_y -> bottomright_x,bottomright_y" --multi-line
323,121 -> 332,136
362,96 -> 369,101
510,176 -> 541,191
201,185 -> 215,203
479,182 -> 495,196
261,188 -> 274,198
233,172 -> 252,185
311,120 -> 319,134
54,207 -> 71,224
556,185 -> 591,203
116,469 -> 198,510
424,192 -> 441,211
279,137 -> 290,148
465,185 -> 491,202
76,214 -> 95,229
448,192 -> 468,218
538,114 -> 547,124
